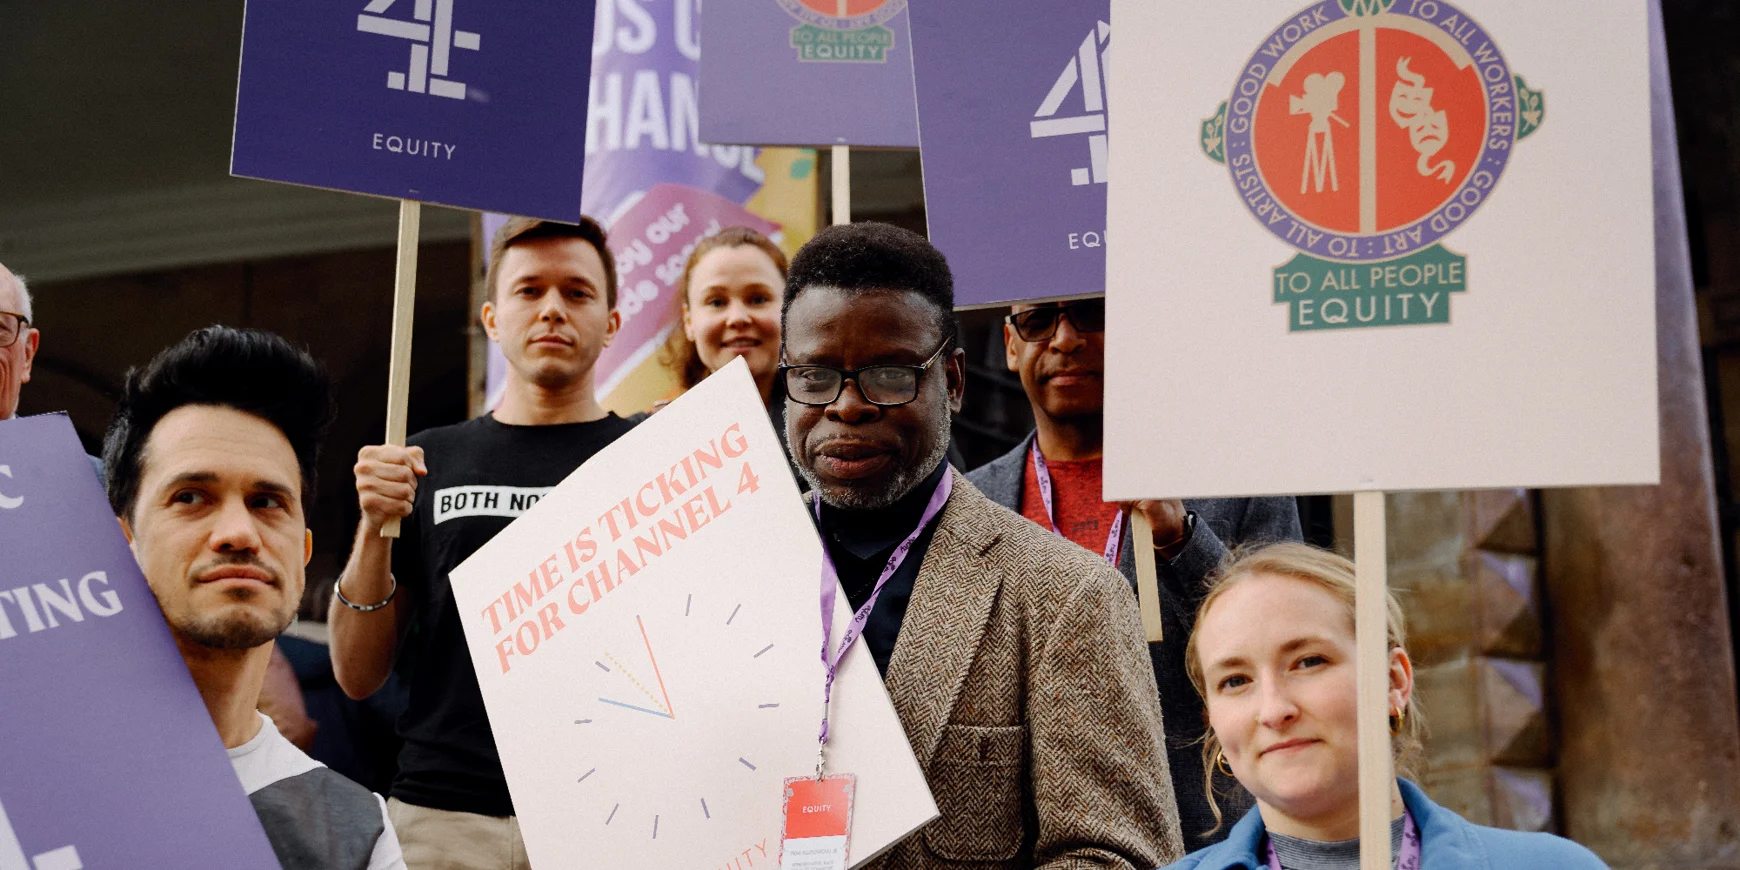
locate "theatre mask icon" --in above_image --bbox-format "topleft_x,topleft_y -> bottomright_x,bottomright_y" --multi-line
356,0 -> 481,99
1200,0 -> 1545,332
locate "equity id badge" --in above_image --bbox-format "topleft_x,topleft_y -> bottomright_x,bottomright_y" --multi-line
779,774 -> 856,869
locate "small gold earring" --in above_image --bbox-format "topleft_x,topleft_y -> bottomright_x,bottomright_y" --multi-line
1389,708 -> 1405,735
1214,748 -> 1234,777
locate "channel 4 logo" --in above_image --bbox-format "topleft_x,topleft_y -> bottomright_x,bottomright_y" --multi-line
356,0 -> 481,99
0,797 -> 80,870
1030,20 -> 1110,187
0,466 -> 22,511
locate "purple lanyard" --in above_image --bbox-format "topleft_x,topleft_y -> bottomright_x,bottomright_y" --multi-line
813,470 -> 953,745
1030,439 -> 1125,565
1262,809 -> 1421,870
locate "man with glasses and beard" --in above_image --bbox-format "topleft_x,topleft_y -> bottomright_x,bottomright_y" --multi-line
780,223 -> 1182,869
104,326 -> 404,869
0,262 -> 104,483
964,298 -> 1301,851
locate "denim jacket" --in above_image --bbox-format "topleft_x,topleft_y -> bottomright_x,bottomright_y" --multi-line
1161,779 -> 1609,870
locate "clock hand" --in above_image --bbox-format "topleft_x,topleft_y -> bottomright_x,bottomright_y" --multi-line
601,652 -> 670,715
638,615 -> 676,718
597,696 -> 675,719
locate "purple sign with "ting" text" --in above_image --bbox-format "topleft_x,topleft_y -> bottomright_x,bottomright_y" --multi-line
0,414 -> 279,869
233,0 -> 598,220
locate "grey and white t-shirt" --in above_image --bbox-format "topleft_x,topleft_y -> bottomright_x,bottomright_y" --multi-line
1267,816 -> 1405,870
229,713 -> 406,870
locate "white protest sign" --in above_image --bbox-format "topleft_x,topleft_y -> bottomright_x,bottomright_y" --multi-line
450,359 -> 936,869
1104,0 -> 1658,499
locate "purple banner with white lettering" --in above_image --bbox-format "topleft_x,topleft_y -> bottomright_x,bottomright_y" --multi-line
699,0 -> 919,147
0,414 -> 280,869
485,0 -> 775,410
583,0 -> 767,223
910,1 -> 1110,307
232,0 -> 597,220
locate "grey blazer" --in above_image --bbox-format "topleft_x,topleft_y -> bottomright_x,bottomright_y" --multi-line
964,432 -> 1302,852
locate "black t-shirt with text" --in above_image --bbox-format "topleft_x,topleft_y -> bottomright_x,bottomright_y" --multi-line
390,413 -> 637,817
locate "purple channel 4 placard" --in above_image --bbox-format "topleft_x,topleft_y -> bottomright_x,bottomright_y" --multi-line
699,0 -> 919,148
0,414 -> 280,868
910,1 -> 1111,308
232,0 -> 597,221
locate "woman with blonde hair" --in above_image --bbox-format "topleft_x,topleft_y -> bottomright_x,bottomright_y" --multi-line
658,227 -> 789,409
1166,542 -> 1607,870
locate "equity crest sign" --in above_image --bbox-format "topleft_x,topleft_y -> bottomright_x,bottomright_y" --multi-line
1201,0 -> 1544,331
778,0 -> 906,63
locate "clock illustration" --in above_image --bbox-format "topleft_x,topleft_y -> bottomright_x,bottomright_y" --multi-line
566,588 -> 812,861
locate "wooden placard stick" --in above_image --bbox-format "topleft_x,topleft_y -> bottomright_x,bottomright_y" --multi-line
1129,511 -> 1164,643
1354,490 -> 1393,870
380,199 -> 422,539
832,144 -> 851,226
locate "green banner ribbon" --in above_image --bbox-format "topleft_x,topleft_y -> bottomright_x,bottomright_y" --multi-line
790,24 -> 894,63
1273,244 -> 1468,331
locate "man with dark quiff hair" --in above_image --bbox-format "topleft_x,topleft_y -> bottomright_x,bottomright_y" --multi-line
105,326 -> 403,869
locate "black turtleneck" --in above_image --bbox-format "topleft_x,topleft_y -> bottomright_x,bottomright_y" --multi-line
815,462 -> 949,676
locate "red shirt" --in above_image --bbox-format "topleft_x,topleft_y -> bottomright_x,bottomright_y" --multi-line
1019,452 -> 1122,557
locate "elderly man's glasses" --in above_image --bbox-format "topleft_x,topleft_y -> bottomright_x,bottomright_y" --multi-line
1006,299 -> 1106,343
0,312 -> 29,350
780,340 -> 950,407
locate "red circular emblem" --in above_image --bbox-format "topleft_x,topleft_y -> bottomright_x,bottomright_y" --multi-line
793,0 -> 892,17
1252,26 -> 1488,236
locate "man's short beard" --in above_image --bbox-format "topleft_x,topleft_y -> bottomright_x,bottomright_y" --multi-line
173,604 -> 293,651
788,404 -> 953,511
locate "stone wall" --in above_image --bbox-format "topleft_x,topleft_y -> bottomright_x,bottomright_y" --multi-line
1379,491 -> 1557,831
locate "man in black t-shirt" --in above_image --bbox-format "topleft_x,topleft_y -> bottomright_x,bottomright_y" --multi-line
330,216 -> 636,870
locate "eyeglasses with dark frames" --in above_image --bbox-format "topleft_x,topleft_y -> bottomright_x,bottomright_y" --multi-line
0,312 -> 30,350
779,340 -> 951,408
1005,298 -> 1106,343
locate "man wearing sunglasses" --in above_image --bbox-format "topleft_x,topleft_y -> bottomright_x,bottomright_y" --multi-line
964,297 -> 1301,852
0,263 -> 38,422
782,223 -> 1182,870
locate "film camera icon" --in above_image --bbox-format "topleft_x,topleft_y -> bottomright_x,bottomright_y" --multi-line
1290,71 -> 1350,195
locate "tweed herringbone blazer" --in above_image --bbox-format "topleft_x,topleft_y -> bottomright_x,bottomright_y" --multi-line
967,433 -> 1303,851
865,471 -> 1183,870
